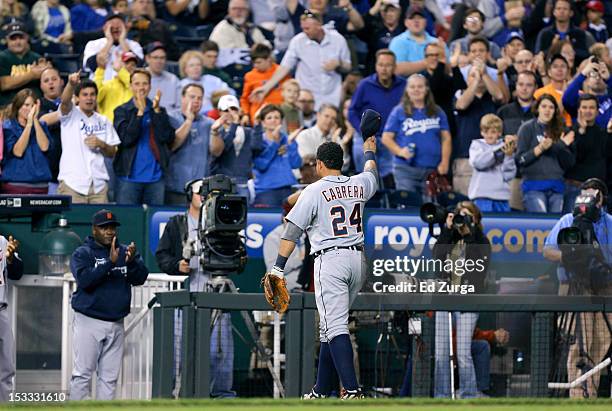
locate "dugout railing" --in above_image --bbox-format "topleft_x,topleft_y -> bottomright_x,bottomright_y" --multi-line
152,292 -> 612,399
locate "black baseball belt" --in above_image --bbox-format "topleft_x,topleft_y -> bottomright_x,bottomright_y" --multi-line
313,244 -> 364,258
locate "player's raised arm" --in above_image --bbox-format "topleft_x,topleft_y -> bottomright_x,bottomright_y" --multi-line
360,109 -> 380,179
363,136 -> 377,172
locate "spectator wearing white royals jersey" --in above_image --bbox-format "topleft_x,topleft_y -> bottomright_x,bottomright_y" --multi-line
56,72 -> 120,203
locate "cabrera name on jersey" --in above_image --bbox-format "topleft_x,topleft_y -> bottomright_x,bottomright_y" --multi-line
286,172 -> 378,253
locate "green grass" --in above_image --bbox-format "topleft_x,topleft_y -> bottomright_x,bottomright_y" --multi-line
2,398 -> 612,411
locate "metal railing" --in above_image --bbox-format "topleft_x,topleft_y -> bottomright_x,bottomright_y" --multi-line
151,291 -> 612,398
9,273 -> 187,400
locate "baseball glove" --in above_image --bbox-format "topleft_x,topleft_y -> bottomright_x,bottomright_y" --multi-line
261,273 -> 290,313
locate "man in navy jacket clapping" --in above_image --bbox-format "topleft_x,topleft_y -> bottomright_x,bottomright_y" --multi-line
69,209 -> 148,400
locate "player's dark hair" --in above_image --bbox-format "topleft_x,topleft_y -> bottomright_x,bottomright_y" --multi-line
316,142 -> 343,171
75,79 -> 98,96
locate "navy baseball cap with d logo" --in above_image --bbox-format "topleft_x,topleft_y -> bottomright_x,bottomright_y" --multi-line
92,209 -> 121,227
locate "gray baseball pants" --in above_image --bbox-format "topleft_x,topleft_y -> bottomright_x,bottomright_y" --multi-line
69,311 -> 124,400
0,309 -> 15,402
314,248 -> 366,343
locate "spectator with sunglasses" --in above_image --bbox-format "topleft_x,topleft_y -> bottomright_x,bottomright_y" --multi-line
209,95 -> 262,201
449,8 -> 502,61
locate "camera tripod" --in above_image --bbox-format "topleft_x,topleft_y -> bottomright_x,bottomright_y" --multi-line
549,309 -> 612,397
208,276 -> 286,397
372,314 -> 404,397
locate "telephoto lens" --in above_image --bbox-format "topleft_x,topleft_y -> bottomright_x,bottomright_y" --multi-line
420,202 -> 448,224
452,214 -> 472,229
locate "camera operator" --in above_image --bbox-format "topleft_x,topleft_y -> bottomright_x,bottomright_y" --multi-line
432,201 -> 491,399
543,178 -> 612,398
155,179 -> 236,398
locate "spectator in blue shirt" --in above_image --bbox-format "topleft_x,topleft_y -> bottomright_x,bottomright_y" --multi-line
390,6 -> 446,77
0,89 -> 52,194
253,104 -> 302,207
562,56 -> 612,129
349,49 -> 405,189
31,0 -> 72,44
70,0 -> 108,33
113,69 -> 175,205
382,74 -> 451,198
166,83 -> 215,205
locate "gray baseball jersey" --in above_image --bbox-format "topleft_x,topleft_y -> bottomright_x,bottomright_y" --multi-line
0,236 -> 14,402
286,172 -> 378,253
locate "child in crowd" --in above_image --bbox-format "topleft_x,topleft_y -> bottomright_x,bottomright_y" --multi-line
94,51 -> 138,122
240,43 -> 287,125
280,79 -> 303,134
586,0 -> 608,43
468,114 -> 517,212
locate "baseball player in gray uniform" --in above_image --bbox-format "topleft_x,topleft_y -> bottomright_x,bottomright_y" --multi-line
268,137 -> 378,399
0,234 -> 23,402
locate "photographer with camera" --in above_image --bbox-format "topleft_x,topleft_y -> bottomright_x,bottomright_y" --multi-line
431,201 -> 491,399
543,178 -> 612,398
155,178 -> 236,398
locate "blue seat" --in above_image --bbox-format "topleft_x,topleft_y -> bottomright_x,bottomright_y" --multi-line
31,39 -> 71,55
436,191 -> 469,208
175,36 -> 207,52
45,53 -> 80,75
166,61 -> 180,77
388,190 -> 423,209
222,63 -> 251,95
170,24 -> 212,39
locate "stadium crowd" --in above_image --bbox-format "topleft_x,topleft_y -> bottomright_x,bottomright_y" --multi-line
0,0 -> 612,212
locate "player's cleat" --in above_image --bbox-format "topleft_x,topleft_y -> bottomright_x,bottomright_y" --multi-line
302,388 -> 327,399
340,388 -> 365,400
